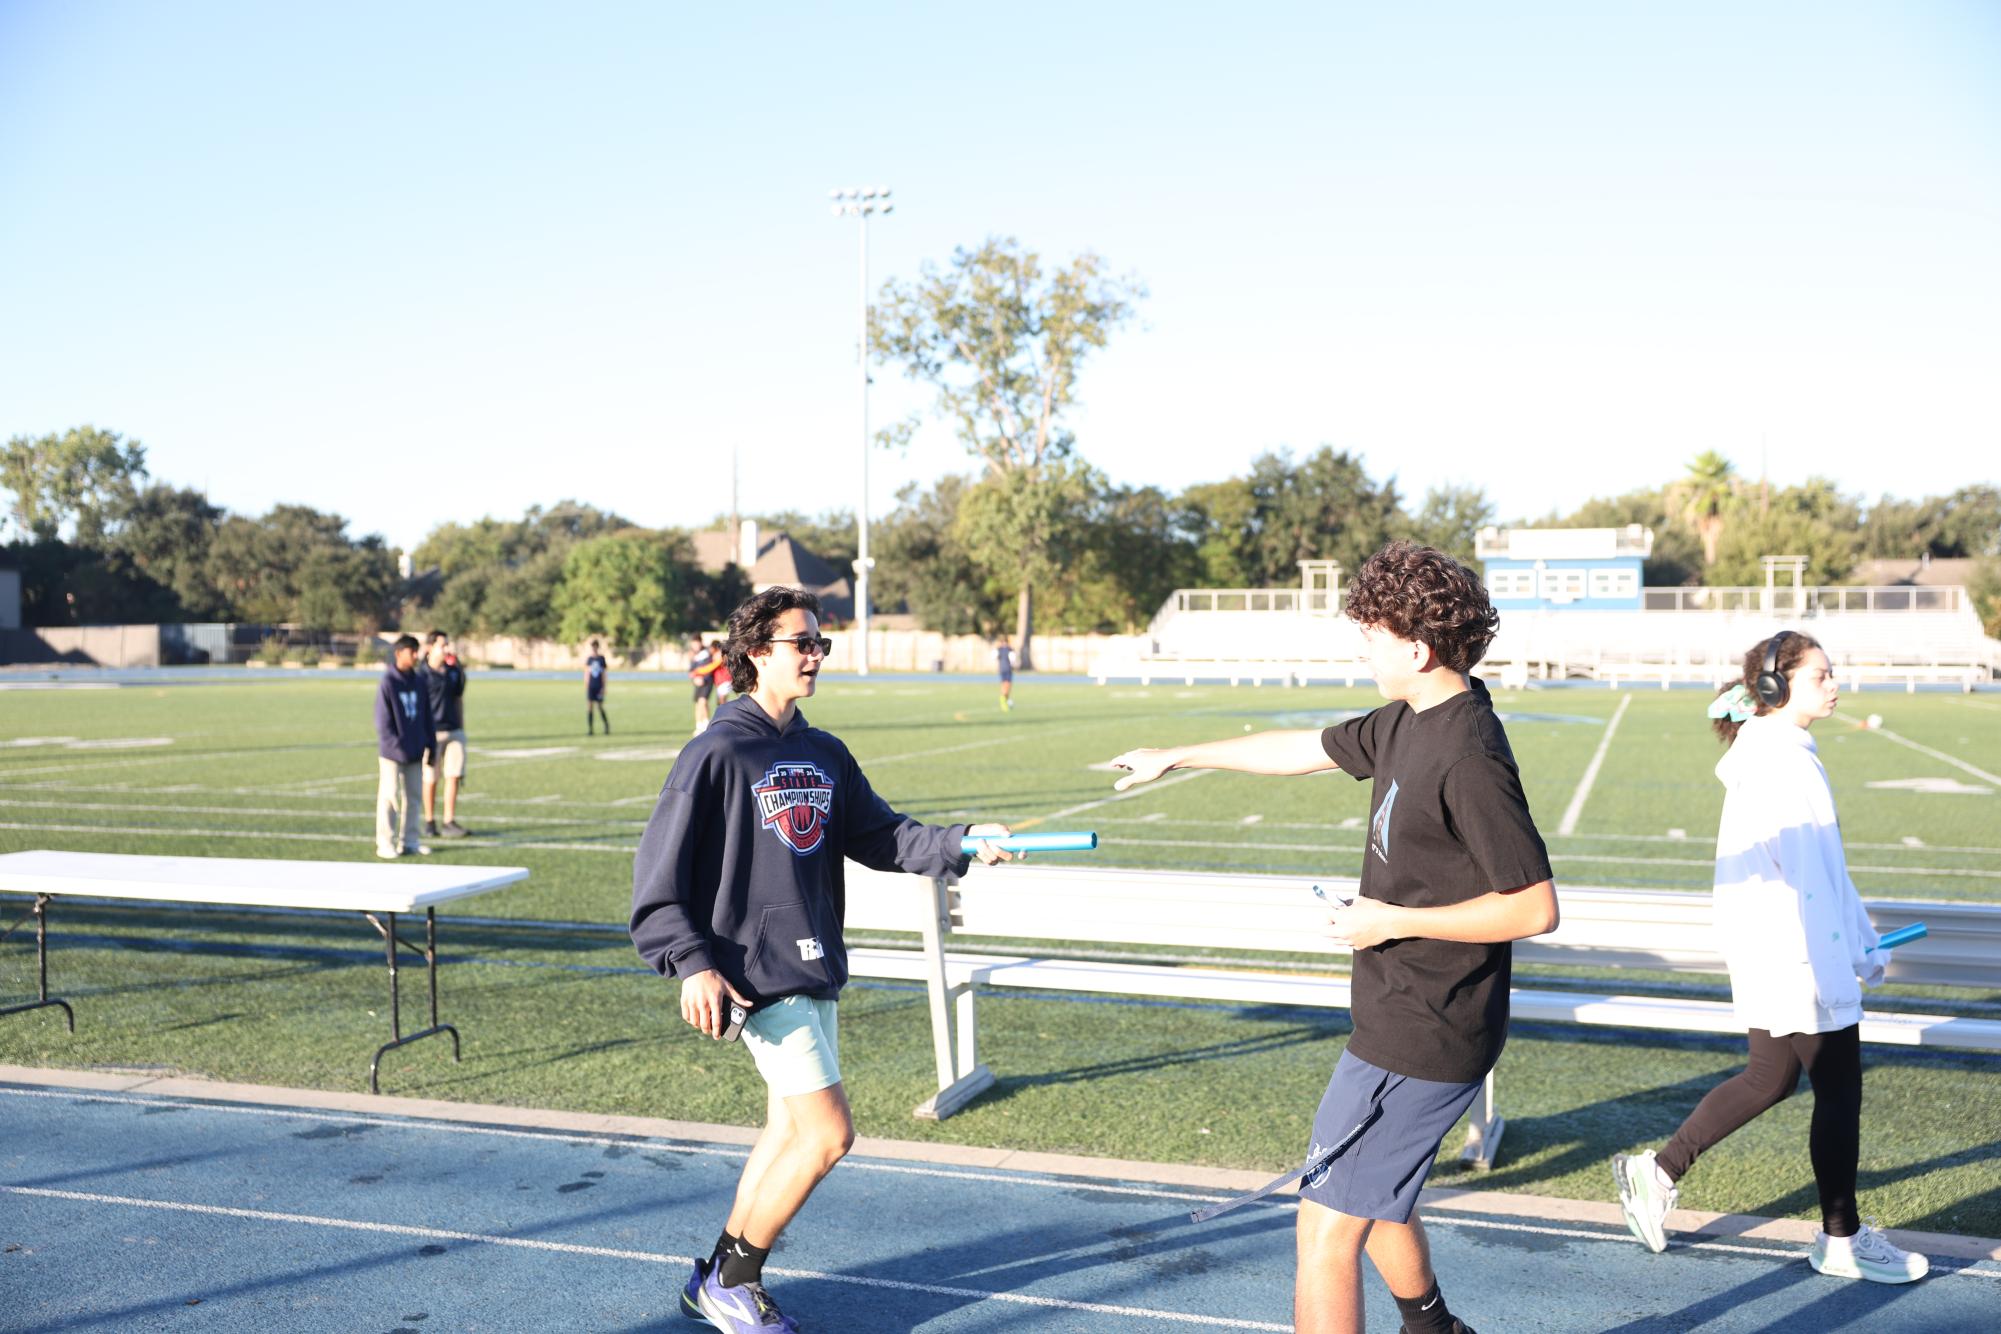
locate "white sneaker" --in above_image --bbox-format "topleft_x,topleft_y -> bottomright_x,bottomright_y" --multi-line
1810,1223 -> 1930,1284
1613,1150 -> 1677,1253
375,847 -> 402,860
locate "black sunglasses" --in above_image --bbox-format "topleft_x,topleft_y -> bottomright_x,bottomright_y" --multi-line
772,635 -> 834,657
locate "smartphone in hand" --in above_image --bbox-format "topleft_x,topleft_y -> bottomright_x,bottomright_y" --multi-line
720,1002 -> 748,1043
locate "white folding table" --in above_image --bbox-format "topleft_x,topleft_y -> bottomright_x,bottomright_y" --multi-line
0,850 -> 530,1092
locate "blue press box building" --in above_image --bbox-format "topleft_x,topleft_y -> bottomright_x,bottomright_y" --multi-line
1474,524 -> 1653,611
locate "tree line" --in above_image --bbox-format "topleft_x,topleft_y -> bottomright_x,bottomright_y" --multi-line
7,238 -> 1998,648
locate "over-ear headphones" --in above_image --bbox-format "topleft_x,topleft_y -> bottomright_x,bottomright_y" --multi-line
1753,630 -> 1795,709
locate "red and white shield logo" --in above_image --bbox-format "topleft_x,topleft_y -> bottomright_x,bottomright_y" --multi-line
752,762 -> 835,856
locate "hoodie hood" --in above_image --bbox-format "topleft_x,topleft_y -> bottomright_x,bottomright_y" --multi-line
709,694 -> 808,742
1715,712 -> 1816,789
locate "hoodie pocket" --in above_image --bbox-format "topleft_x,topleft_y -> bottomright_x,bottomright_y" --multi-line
744,899 -> 837,996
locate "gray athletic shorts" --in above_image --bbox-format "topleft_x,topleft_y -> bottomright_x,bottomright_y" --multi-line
1297,1048 -> 1483,1223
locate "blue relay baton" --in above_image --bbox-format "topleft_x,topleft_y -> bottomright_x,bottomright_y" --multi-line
960,831 -> 1099,855
1877,923 -> 1927,950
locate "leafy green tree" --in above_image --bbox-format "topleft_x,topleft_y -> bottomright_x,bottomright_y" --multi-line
1046,479 -> 1202,632
552,530 -> 709,648
1706,477 -> 1861,586
874,237 -> 1143,667
1667,450 -> 1739,567
1178,448 -> 1401,589
871,477 -> 1004,635
1404,484 -> 1495,565
1861,485 -> 2001,560
413,502 -> 629,638
104,484 -> 228,619
206,505 -> 397,628
1,425 -> 148,543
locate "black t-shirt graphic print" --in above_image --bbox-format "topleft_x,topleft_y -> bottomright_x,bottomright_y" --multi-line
1320,678 -> 1553,1083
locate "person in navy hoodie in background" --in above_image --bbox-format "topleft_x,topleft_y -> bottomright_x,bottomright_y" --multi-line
631,586 -> 1013,1334
373,634 -> 434,859
419,629 -> 471,839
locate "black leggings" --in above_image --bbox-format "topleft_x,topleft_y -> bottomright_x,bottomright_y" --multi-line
1656,1025 -> 1861,1236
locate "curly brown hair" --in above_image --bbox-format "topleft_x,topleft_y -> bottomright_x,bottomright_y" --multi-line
1343,540 -> 1500,673
1711,631 -> 1823,746
723,586 -> 823,695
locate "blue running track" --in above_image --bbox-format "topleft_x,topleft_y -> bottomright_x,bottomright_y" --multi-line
3,1080 -> 1995,1332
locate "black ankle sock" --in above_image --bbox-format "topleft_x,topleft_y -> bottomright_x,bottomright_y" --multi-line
709,1230 -> 737,1265
1394,1280 -> 1456,1334
717,1237 -> 770,1288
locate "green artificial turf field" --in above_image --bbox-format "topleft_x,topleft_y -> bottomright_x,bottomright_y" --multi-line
3,671 -> 1999,1236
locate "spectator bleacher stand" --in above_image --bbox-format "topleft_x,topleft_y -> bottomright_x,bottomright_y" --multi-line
1092,529 -> 2000,688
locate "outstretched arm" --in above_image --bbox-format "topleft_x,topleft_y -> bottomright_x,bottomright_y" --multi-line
1110,730 -> 1341,790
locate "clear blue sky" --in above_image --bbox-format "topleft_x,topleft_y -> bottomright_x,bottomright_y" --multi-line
3,1 -> 1996,554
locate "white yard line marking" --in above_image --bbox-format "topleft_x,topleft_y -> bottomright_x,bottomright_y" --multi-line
0,1186 -> 1289,1327
864,735 -> 1022,765
0,819 -> 637,857
0,798 -> 638,829
1557,694 -> 1631,837
1851,717 -> 2001,787
1019,769 -> 1212,828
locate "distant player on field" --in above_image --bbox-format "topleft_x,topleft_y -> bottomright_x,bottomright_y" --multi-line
631,585 -> 1013,1334
1111,540 -> 1558,1334
996,636 -> 1014,712
373,634 -> 433,859
419,630 -> 470,839
585,638 -> 611,735
689,635 -> 719,734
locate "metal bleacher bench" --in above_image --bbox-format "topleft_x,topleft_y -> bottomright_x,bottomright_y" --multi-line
0,850 -> 529,1093
842,861 -> 2001,1168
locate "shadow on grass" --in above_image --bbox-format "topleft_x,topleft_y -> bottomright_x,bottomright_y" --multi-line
981,1022 -> 1336,1100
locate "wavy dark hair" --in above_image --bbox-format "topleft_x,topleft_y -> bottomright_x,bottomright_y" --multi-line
723,586 -> 823,694
1712,631 -> 1822,746
1343,540 -> 1499,673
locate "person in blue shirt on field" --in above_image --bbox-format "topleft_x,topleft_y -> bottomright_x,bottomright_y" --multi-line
585,638 -> 611,736
373,634 -> 434,859
996,636 -> 1014,712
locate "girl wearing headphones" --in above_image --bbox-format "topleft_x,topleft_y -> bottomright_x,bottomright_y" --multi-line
1613,630 -> 1928,1284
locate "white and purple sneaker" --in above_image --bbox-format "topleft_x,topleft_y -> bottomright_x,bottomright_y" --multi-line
681,1257 -> 711,1323
695,1267 -> 801,1332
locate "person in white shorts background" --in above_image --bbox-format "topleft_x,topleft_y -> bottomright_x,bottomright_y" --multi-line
419,629 -> 471,839
630,585 -> 1013,1334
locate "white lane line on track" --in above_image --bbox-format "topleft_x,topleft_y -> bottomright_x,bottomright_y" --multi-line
1849,717 -> 2001,787
0,1186 -> 1289,1328
7,1090 -> 1997,1284
1557,693 -> 1631,837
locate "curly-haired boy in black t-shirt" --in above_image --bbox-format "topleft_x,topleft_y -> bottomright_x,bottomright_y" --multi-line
1111,540 -> 1558,1334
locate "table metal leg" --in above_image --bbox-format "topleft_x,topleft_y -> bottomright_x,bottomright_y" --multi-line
0,894 -> 75,1032
365,907 -> 459,1093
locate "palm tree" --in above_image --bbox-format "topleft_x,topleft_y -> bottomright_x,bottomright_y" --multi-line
1672,451 -> 1738,567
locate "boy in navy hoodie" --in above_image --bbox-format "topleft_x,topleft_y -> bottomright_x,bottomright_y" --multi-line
631,587 -> 1011,1333
373,634 -> 435,859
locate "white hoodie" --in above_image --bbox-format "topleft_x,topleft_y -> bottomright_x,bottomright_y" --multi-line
1711,713 -> 1885,1036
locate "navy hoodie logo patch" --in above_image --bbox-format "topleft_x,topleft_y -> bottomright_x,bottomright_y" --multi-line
753,761 -> 835,855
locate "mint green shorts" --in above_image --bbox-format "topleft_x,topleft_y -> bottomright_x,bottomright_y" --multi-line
741,996 -> 841,1097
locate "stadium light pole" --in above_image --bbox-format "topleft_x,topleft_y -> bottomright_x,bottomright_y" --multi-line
830,186 -> 891,676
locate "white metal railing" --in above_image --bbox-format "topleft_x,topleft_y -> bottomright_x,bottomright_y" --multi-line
844,862 -> 2001,1145
1641,585 -> 1969,614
